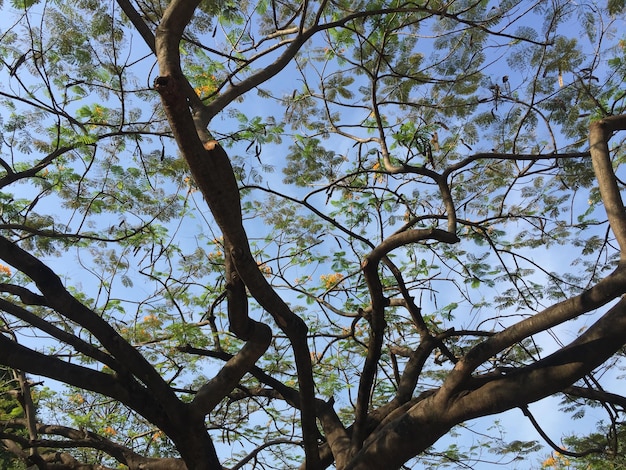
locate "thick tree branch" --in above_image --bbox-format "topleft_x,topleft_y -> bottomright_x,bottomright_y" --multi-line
0,236 -> 181,414
351,228 -> 459,454
439,261 -> 626,399
344,297 -> 626,470
0,298 -> 122,371
155,4 -> 320,466
434,117 -> 626,398
116,0 -> 156,53
0,240 -> 222,469
589,114 -> 626,253
317,400 -> 351,470
191,257 -> 272,416
449,297 -> 626,420
0,336 -> 141,417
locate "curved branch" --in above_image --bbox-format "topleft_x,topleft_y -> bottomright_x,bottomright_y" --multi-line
351,228 -> 459,453
0,145 -> 74,189
0,284 -> 46,305
1,420 -> 186,470
231,439 -> 303,470
190,256 -> 272,416
520,406 -> 604,458
564,385 -> 626,409
155,4 -> 321,466
178,345 -> 301,407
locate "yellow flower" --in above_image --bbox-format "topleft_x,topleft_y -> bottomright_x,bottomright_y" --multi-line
70,393 -> 85,404
320,273 -> 344,290
195,82 -> 217,99
372,161 -> 386,183
143,314 -> 162,327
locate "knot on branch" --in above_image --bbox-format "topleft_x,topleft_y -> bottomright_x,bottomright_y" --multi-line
153,75 -> 187,108
230,247 -> 245,260
153,75 -> 171,92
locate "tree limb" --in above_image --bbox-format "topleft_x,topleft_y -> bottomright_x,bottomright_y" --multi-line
589,114 -> 626,253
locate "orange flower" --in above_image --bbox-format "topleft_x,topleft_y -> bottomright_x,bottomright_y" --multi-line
143,314 -> 162,327
372,161 -> 386,183
320,273 -> 344,290
70,393 -> 85,404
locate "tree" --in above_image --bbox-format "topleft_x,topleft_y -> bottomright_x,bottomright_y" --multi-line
0,366 -> 26,470
0,0 -> 626,468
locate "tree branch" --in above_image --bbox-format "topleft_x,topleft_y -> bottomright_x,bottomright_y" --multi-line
155,3 -> 320,465
116,0 -> 156,53
190,256 -> 272,416
589,114 -> 626,254
344,296 -> 626,470
564,385 -> 626,409
520,406 -> 604,458
0,298 -> 122,371
1,420 -> 187,469
0,236 -> 181,413
439,262 -> 626,399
